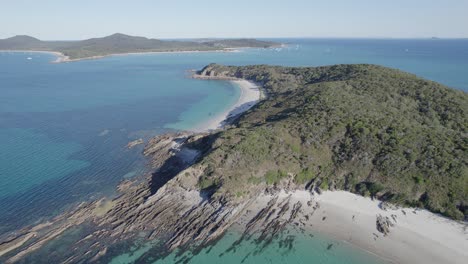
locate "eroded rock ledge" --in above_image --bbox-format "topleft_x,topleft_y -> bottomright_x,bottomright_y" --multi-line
2,63 -> 466,263
0,132 -> 325,263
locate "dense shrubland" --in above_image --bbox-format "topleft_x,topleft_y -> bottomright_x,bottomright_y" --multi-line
194,64 -> 467,220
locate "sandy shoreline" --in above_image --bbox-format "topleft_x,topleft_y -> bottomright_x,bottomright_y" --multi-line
2,50 -> 465,263
312,191 -> 467,264
0,50 -> 69,63
191,80 -> 262,132
0,49 -> 239,63
238,190 -> 467,264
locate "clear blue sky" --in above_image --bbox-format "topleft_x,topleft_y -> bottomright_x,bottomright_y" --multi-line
1,0 -> 467,39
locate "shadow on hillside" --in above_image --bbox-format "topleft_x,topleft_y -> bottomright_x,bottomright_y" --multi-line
221,101 -> 259,127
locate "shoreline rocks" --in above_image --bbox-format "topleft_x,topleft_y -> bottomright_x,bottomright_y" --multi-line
126,138 -> 144,149
376,214 -> 395,236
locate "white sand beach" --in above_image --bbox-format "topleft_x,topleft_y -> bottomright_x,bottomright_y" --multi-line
0,50 -> 68,63
192,80 -> 261,132
311,191 -> 468,264
54,49 -> 240,63
1,49 -> 240,64
242,190 -> 467,264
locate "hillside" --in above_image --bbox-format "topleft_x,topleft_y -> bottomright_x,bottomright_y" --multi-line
193,64 -> 468,220
1,63 -> 467,263
0,33 -> 279,59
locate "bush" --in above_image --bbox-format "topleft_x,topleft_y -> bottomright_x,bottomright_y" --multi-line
319,179 -> 329,190
198,176 -> 219,190
295,168 -> 316,184
265,170 -> 287,185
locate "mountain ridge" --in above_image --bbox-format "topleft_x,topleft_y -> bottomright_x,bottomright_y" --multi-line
0,33 -> 280,60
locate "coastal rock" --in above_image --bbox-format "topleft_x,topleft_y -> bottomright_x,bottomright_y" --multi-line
3,63 -> 467,263
1,166 -> 312,263
193,64 -> 239,80
379,202 -> 400,211
376,214 -> 394,236
143,132 -> 192,168
126,138 -> 144,149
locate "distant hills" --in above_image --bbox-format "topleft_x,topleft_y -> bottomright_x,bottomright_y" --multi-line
0,33 -> 280,60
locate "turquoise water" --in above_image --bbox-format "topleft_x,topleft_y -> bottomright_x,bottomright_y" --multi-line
1,39 -> 467,262
108,229 -> 381,264
0,52 -> 240,232
0,128 -> 88,197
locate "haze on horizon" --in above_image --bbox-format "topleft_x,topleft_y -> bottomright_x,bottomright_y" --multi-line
1,0 -> 467,40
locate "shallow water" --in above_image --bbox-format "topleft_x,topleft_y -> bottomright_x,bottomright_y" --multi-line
1,38 -> 467,261
107,228 -> 382,264
0,52 -> 241,232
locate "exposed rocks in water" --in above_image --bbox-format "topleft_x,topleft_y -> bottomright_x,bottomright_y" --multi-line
0,129 -> 402,263
0,131 -> 309,263
1,185 -> 314,263
126,138 -> 144,149
0,132 -> 205,263
0,233 -> 36,258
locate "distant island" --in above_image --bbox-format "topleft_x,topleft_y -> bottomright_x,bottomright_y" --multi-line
0,33 -> 280,61
1,63 -> 466,263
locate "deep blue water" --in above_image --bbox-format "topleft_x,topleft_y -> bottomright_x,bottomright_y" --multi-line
1,38 -> 467,262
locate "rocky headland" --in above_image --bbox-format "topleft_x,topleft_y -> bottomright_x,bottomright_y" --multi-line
1,63 -> 467,263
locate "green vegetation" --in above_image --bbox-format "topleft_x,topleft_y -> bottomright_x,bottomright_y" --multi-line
295,168 -> 316,184
265,170 -> 288,185
193,63 -> 467,220
0,34 -> 279,60
202,38 -> 278,48
197,176 -> 219,190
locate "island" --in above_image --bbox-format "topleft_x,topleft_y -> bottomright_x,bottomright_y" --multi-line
0,33 -> 280,62
0,64 -> 466,263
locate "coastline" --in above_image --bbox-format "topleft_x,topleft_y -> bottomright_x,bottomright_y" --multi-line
234,190 -> 467,264
0,49 -> 240,63
190,79 -> 262,132
0,61 -> 465,263
0,50 -> 69,63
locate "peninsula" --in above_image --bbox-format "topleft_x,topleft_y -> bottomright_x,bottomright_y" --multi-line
0,33 -> 280,61
0,64 -> 466,263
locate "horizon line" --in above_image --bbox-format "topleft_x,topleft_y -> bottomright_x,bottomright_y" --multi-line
2,33 -> 467,41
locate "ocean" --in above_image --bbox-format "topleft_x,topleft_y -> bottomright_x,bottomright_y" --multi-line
1,38 -> 467,263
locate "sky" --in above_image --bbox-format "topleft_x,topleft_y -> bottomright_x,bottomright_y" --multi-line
1,0 -> 467,40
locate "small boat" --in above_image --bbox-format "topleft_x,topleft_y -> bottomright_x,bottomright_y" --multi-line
27,57 -> 32,60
